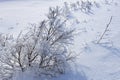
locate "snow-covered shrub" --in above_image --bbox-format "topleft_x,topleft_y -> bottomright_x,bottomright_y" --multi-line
63,0 -> 93,14
0,34 -> 15,80
80,0 -> 93,13
0,6 -> 75,80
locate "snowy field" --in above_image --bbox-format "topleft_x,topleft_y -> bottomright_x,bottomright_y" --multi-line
0,0 -> 120,80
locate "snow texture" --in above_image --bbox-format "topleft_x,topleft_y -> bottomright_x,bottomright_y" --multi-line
0,0 -> 120,80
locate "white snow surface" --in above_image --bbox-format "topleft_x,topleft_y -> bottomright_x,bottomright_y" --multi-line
0,0 -> 120,80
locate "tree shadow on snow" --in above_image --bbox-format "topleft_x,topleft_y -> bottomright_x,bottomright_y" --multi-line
52,69 -> 88,80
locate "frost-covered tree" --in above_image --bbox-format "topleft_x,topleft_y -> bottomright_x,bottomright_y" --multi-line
0,6 -> 75,80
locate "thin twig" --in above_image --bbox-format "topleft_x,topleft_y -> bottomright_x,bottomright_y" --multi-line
97,16 -> 113,44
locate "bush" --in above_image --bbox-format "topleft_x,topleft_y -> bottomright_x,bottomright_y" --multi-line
0,6 -> 75,80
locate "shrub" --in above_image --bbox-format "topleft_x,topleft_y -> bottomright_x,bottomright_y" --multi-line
0,7 -> 75,80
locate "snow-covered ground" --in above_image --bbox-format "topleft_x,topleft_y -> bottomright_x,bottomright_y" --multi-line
0,0 -> 120,80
